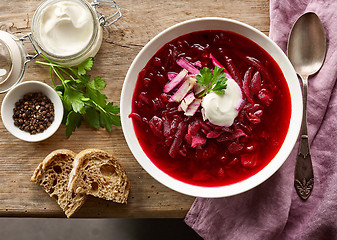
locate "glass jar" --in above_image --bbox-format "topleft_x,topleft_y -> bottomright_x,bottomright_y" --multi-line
31,0 -> 103,67
0,0 -> 121,93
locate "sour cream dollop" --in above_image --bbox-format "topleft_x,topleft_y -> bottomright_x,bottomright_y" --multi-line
38,1 -> 94,56
201,78 -> 242,126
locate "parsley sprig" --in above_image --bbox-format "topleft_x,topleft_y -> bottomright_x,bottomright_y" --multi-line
196,66 -> 228,97
36,56 -> 121,137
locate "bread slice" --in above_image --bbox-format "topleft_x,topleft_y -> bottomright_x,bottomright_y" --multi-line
68,149 -> 130,204
31,149 -> 86,218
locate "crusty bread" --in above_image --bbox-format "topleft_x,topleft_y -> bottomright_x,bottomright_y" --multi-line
68,149 -> 130,204
31,149 -> 86,218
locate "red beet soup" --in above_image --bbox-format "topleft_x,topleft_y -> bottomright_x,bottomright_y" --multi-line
130,30 -> 291,187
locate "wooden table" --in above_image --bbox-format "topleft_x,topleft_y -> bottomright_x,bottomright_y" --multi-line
0,0 -> 270,218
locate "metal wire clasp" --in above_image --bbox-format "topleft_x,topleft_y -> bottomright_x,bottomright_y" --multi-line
91,0 -> 122,27
19,33 -> 41,64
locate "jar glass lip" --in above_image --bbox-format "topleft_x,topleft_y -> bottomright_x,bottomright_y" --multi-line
0,31 -> 26,94
31,0 -> 99,60
0,39 -> 14,85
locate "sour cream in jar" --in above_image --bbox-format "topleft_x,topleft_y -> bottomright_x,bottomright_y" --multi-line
31,0 -> 103,66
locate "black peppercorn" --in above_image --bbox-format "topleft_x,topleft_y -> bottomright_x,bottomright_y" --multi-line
12,92 -> 55,135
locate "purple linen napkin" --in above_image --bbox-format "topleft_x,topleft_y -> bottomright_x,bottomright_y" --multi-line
185,0 -> 337,239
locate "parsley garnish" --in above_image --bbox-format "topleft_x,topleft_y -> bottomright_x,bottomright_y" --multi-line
37,55 -> 121,137
196,66 -> 228,97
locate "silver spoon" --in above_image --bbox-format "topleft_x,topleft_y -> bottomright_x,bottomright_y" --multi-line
287,12 -> 326,200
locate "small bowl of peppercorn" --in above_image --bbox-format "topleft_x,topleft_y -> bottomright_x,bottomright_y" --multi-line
1,81 -> 63,142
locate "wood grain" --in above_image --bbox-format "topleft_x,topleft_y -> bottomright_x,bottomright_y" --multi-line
0,0 -> 270,217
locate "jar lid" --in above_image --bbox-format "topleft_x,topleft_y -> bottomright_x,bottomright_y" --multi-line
0,31 -> 26,93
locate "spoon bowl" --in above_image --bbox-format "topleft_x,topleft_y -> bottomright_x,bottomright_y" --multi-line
287,12 -> 326,77
287,12 -> 326,200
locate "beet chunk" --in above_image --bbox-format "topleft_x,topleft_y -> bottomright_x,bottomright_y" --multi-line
228,142 -> 243,154
138,92 -> 151,105
243,67 -> 254,104
188,120 -> 201,136
152,97 -> 164,111
258,89 -> 273,106
169,121 -> 188,158
191,132 -> 206,148
149,116 -> 163,137
250,71 -> 262,95
225,56 -> 243,88
240,154 -> 257,168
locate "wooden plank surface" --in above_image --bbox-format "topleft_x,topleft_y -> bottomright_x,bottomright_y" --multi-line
0,0 -> 270,218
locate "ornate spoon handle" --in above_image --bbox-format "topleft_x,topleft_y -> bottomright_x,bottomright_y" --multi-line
294,75 -> 314,200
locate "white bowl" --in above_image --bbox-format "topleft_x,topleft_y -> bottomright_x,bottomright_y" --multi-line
121,17 -> 303,198
1,81 -> 63,142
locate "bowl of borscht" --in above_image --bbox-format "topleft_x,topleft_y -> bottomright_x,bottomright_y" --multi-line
121,17 -> 302,198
